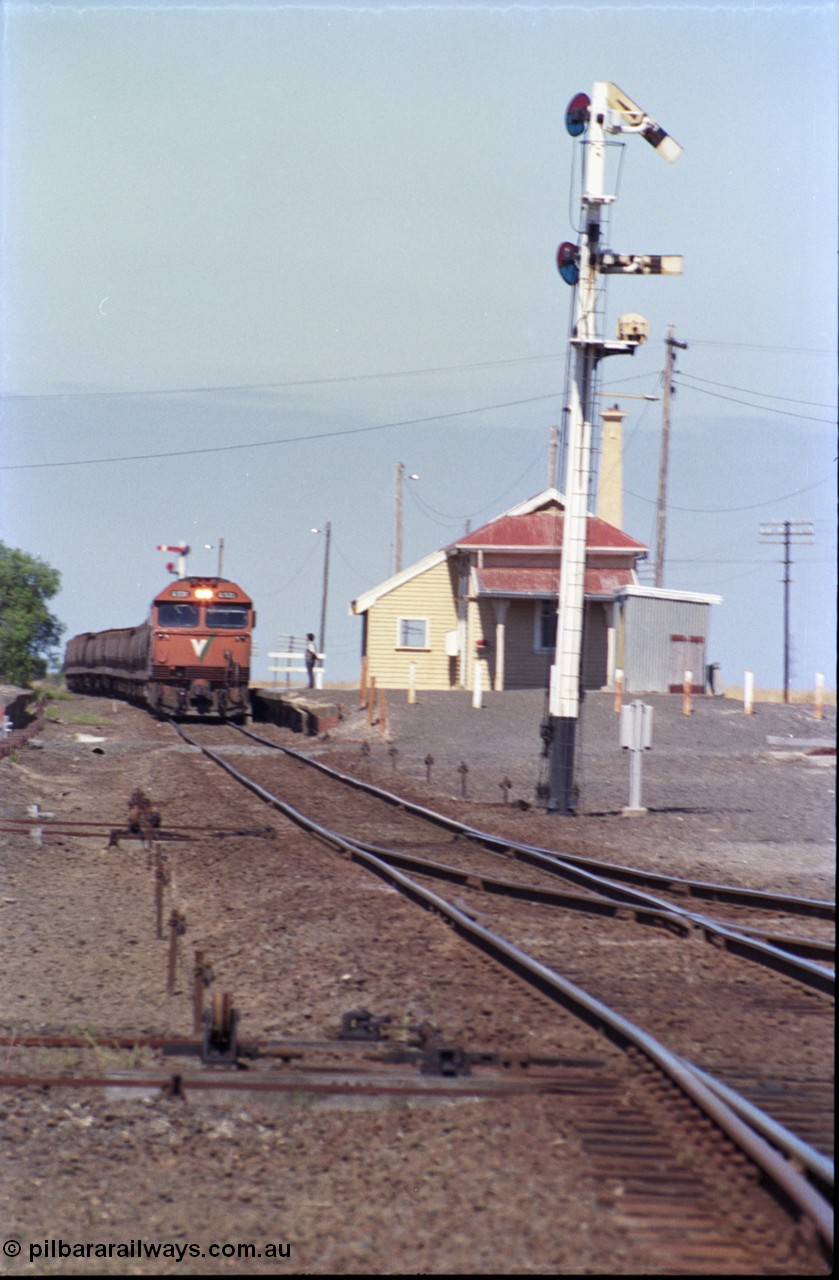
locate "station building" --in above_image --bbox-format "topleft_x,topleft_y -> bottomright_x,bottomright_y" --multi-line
351,486 -> 721,696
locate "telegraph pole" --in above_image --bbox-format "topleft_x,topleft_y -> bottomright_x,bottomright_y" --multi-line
318,521 -> 331,656
654,326 -> 688,587
759,520 -> 814,702
394,462 -> 404,575
393,462 -> 419,575
548,82 -> 682,814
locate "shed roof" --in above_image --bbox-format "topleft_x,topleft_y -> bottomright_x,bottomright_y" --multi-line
616,584 -> 723,606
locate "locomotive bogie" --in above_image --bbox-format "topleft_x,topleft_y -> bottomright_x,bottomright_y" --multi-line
63,577 -> 254,721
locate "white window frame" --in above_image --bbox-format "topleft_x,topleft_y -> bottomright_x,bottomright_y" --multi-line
396,616 -> 430,650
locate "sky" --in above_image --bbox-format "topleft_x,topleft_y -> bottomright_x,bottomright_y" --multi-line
1,0 -> 836,693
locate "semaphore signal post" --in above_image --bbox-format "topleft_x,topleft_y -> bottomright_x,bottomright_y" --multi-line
547,82 -> 683,814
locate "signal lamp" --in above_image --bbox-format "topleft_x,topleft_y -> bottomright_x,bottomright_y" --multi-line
565,92 -> 590,138
556,242 -> 580,285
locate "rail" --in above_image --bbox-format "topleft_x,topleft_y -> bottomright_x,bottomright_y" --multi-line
227,723 -> 835,994
170,720 -> 834,1250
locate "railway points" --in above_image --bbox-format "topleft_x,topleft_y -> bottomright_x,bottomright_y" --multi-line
0,688 -> 833,1273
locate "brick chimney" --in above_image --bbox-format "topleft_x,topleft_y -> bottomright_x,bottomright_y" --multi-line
597,404 -> 626,529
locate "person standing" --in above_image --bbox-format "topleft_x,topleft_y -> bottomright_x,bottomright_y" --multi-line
305,633 -> 320,689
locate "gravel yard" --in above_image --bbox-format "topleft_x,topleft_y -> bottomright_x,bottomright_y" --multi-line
0,689 -> 833,1275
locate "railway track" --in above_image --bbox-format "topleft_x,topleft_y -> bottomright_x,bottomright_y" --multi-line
179,722 -> 835,980
157,718 -> 834,1261
2,701 -> 833,1272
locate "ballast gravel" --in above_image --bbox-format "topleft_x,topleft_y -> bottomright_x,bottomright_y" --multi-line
0,689 -> 833,1275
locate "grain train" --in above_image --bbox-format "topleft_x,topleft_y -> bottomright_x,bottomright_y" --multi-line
64,577 -> 255,720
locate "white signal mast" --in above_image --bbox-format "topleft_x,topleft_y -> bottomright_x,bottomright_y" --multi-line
547,82 -> 683,814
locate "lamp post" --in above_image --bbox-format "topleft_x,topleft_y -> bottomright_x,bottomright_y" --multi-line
311,522 -> 331,655
203,539 -> 224,577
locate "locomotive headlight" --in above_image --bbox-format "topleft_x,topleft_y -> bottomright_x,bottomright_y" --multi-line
194,588 -> 214,599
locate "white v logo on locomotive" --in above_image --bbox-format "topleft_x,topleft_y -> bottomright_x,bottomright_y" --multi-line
190,637 -> 213,661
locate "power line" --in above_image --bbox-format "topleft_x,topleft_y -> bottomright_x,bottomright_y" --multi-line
687,340 -> 834,355
0,390 -> 564,472
406,445 -> 545,527
674,372 -> 836,410
665,556 -> 835,567
2,354 -> 569,403
672,377 -> 835,423
624,473 -> 832,514
4,338 -> 833,403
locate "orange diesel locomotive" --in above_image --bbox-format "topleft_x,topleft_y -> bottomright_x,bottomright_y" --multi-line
64,577 -> 255,720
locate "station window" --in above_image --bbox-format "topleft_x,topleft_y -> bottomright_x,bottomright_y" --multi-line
397,617 -> 429,649
535,600 -> 558,653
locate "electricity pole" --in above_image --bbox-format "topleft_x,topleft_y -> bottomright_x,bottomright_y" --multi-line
759,520 -> 814,702
394,462 -> 404,574
393,462 -> 419,575
319,521 -> 331,656
654,326 -> 688,587
311,523 -> 331,656
548,81 -> 682,814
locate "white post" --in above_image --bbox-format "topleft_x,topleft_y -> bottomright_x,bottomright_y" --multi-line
744,670 -> 754,716
408,662 -> 417,705
547,82 -> 607,814
493,601 -> 509,692
620,700 -> 652,817
683,670 -> 693,716
472,661 -> 483,709
814,672 -> 824,720
546,80 -> 681,815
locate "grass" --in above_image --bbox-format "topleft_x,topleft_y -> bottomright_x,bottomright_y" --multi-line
44,703 -> 111,726
34,677 -> 75,700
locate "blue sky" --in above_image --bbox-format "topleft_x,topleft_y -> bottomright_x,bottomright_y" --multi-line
1,1 -> 836,690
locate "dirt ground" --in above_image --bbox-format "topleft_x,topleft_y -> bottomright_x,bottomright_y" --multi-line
0,690 -> 833,1275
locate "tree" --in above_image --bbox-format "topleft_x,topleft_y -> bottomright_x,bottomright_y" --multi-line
0,543 -> 65,687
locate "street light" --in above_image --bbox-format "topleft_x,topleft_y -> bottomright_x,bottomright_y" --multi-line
203,539 -> 224,576
311,523 -> 331,656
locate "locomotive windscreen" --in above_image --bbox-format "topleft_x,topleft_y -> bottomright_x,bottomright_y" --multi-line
206,604 -> 249,628
157,603 -> 200,627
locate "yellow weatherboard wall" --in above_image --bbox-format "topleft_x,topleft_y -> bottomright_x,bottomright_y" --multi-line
365,559 -> 459,689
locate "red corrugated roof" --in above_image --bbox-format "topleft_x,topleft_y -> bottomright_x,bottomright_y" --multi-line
452,511 -> 646,553
474,567 -> 635,598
